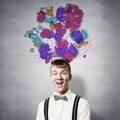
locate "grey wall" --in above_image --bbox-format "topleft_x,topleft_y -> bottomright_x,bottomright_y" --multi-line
0,0 -> 120,120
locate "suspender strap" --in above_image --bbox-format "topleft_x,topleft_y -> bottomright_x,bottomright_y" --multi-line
44,98 -> 50,120
72,95 -> 81,120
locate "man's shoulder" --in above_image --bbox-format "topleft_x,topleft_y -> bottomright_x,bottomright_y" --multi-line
38,99 -> 46,107
78,97 -> 90,109
79,97 -> 89,103
38,97 -> 50,105
72,93 -> 89,105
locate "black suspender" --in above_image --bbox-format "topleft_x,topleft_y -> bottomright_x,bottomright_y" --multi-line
72,95 -> 81,120
44,95 -> 81,120
44,97 -> 50,120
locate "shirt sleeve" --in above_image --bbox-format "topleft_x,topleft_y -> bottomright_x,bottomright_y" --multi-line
36,101 -> 45,120
78,98 -> 91,120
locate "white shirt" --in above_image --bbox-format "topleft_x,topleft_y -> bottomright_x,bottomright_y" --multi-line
36,90 -> 90,120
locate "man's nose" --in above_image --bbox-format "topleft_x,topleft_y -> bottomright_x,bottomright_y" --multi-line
57,73 -> 62,79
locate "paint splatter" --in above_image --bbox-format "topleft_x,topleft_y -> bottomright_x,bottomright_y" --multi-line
25,4 -> 90,63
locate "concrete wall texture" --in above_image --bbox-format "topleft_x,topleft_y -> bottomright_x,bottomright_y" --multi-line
0,0 -> 120,120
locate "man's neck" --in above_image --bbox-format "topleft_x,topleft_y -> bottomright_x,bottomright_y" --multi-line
55,88 -> 69,95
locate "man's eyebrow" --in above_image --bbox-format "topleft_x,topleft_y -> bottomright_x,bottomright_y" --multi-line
51,70 -> 57,72
61,69 -> 68,72
51,69 -> 68,72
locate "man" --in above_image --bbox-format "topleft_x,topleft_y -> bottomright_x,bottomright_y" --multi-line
36,59 -> 90,120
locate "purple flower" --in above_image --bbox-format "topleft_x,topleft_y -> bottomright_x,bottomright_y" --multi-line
70,30 -> 84,44
38,43 -> 52,60
54,33 -> 63,41
67,44 -> 78,57
55,47 -> 66,58
56,7 -> 65,22
63,44 -> 78,62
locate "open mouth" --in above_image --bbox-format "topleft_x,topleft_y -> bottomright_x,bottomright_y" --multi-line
56,81 -> 64,85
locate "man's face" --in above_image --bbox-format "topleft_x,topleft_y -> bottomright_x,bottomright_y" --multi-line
50,65 -> 72,95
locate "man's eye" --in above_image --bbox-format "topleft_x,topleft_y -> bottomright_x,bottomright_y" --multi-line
52,73 -> 57,75
62,71 -> 67,74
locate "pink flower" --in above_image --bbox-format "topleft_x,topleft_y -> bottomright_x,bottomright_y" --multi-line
56,39 -> 68,48
40,29 -> 51,38
55,22 -> 66,35
37,11 -> 46,23
65,4 -> 84,31
64,52 -> 73,62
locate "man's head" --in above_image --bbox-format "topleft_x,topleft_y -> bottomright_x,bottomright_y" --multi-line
50,59 -> 72,95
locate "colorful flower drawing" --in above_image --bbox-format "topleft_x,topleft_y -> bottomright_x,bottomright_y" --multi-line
25,3 -> 91,63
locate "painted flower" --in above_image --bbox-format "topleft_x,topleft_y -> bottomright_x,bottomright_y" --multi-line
67,44 -> 78,57
55,22 -> 66,35
81,29 -> 88,40
40,29 -> 51,39
56,39 -> 68,48
70,30 -> 84,44
56,7 -> 65,22
65,4 -> 84,31
55,47 -> 66,58
37,11 -> 46,23
38,43 -> 52,61
54,33 -> 63,41
63,52 -> 73,62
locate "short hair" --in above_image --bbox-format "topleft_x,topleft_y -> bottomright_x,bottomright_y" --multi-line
50,59 -> 71,74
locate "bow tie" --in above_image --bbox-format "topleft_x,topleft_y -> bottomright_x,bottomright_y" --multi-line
54,95 -> 68,101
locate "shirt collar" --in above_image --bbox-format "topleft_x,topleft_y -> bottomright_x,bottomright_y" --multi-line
53,89 -> 74,101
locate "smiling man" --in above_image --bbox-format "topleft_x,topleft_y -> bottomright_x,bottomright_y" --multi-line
36,59 -> 90,120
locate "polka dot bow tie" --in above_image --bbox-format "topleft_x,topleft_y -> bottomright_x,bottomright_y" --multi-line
54,95 -> 68,101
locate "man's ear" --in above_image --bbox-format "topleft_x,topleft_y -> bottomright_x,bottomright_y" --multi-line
69,74 -> 72,81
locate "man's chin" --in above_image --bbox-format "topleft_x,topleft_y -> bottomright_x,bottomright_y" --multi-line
56,88 -> 64,94
56,88 -> 68,95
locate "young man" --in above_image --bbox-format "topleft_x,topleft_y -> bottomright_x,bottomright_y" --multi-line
36,59 -> 90,120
